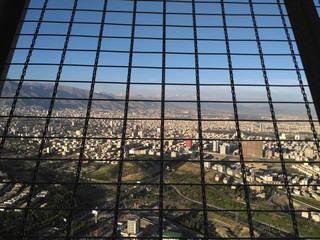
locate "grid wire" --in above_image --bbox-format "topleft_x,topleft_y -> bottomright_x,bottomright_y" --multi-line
0,0 -> 320,239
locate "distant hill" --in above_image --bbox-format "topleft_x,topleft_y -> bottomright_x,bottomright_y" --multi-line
1,81 -> 160,111
1,81 -> 308,117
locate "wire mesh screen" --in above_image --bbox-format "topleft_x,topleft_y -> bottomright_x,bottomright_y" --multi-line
0,0 -> 320,239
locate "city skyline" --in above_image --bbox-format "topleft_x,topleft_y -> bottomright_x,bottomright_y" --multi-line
1,0 -> 319,239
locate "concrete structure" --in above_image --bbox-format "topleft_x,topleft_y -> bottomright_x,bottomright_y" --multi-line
204,161 -> 212,169
212,140 -> 220,152
301,211 -> 309,219
311,212 -> 320,222
242,141 -> 263,158
127,218 -> 140,235
220,143 -> 230,154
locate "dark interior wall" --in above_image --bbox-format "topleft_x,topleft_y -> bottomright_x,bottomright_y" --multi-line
0,0 -> 30,96
285,0 -> 320,122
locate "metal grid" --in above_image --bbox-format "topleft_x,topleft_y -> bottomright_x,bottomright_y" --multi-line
0,0 -> 320,239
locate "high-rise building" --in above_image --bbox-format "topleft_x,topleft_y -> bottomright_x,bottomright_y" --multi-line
127,218 -> 140,235
204,161 -> 212,169
212,140 -> 220,152
220,143 -> 230,154
185,139 -> 192,149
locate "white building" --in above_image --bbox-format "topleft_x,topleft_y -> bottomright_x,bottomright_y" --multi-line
127,218 -> 140,235
311,212 -> 320,222
204,161 -> 212,169
212,140 -> 220,152
301,211 -> 310,219
220,143 -> 230,154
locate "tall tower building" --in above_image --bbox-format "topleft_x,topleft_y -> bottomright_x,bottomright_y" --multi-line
127,218 -> 140,235
185,139 -> 192,149
212,140 -> 220,152
220,143 -> 230,154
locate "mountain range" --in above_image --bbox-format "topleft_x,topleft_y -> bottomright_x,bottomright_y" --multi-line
1,81 -> 308,117
1,81 -> 161,111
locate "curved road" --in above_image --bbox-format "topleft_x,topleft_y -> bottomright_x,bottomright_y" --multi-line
168,183 -> 296,238
293,197 -> 320,211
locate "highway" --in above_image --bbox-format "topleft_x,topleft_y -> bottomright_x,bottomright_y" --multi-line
293,196 -> 320,211
79,159 -> 313,238
167,182 -> 296,238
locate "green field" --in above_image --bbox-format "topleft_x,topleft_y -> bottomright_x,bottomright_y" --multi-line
86,156 -> 162,182
167,163 -> 320,238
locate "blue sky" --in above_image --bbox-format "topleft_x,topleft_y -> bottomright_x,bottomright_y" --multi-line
6,0 -> 318,107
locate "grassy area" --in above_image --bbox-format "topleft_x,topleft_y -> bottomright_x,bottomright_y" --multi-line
169,173 -> 246,210
169,163 -> 246,210
86,154 -> 187,182
86,164 -> 118,181
254,211 -> 320,237
0,159 -> 34,179
208,212 -> 238,227
293,195 -> 320,208
298,217 -> 320,237
86,156 -> 162,181
168,163 -> 320,237
175,162 -> 200,176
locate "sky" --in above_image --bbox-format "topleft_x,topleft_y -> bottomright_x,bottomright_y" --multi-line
5,0 -> 319,106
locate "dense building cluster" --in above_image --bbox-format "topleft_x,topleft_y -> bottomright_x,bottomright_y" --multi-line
0,105 -> 319,236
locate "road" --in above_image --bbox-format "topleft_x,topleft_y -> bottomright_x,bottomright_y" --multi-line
79,159 -> 314,238
293,196 -> 320,211
168,182 -> 295,238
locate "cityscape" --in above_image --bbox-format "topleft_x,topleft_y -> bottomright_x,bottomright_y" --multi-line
1,0 -> 320,238
0,100 -> 319,238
